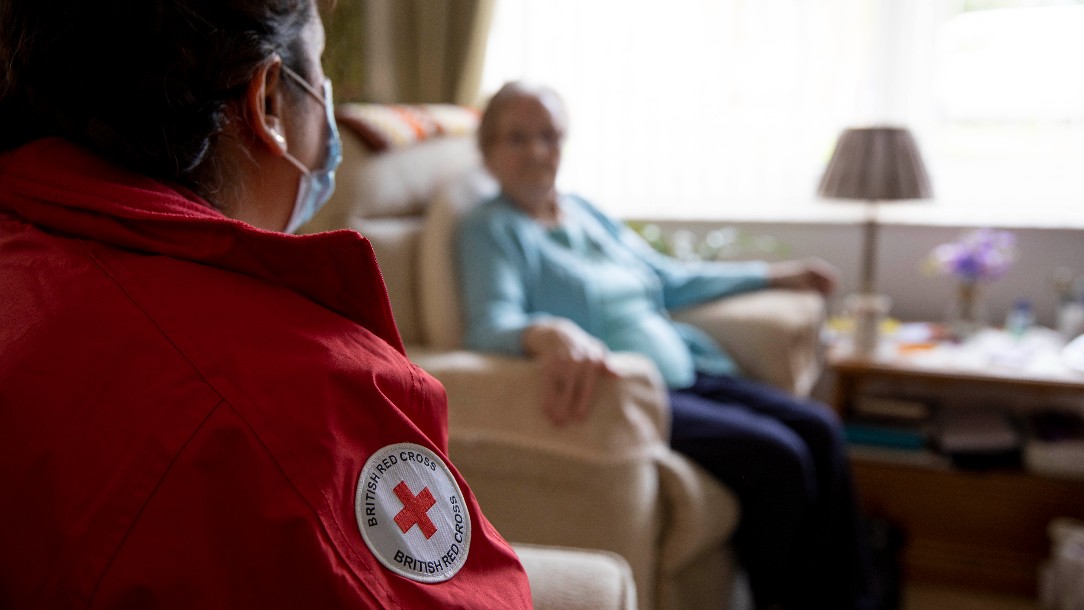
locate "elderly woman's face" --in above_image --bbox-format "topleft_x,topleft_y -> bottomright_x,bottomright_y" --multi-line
484,94 -> 565,207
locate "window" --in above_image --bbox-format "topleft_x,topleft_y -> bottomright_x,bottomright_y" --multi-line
481,0 -> 1084,227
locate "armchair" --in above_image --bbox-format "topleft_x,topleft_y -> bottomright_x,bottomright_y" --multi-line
302,107 -> 826,610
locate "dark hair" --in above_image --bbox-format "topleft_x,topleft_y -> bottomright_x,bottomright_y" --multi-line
0,0 -> 321,202
477,81 -> 568,156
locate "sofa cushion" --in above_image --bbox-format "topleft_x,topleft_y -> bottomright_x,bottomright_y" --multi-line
335,103 -> 480,152
305,133 -> 482,234
301,130 -> 484,347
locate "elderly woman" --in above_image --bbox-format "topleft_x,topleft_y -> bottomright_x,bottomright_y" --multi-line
0,1 -> 531,607
456,81 -> 873,610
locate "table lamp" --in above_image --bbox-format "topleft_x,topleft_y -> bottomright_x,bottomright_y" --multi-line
818,126 -> 932,355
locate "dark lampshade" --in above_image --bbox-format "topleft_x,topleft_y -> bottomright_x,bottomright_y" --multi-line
818,127 -> 932,201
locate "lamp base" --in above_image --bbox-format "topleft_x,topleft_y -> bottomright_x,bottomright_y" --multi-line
844,293 -> 892,356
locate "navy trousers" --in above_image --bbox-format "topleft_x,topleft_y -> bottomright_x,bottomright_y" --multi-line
668,372 -> 872,610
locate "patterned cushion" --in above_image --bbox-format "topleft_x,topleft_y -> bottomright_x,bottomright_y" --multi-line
335,103 -> 480,152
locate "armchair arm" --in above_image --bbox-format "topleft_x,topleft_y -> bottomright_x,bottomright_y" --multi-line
407,347 -> 675,608
513,543 -> 637,610
671,289 -> 826,397
407,348 -> 670,462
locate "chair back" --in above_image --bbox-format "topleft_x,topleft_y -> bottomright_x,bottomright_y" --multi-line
303,120 -> 495,347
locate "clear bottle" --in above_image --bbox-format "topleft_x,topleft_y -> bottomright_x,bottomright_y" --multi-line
1005,297 -> 1035,337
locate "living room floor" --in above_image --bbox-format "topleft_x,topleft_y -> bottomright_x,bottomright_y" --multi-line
903,583 -> 1038,609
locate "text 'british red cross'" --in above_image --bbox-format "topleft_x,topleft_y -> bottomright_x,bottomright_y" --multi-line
393,481 -> 437,539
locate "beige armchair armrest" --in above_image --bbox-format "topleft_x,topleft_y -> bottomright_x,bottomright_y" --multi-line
407,347 -> 736,609
407,348 -> 670,462
671,289 -> 826,397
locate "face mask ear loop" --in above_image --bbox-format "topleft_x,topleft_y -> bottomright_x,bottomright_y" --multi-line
280,148 -> 312,176
279,67 -> 341,234
277,66 -> 332,178
281,64 -> 326,104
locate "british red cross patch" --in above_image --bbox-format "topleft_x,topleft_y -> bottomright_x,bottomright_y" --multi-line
355,443 -> 471,583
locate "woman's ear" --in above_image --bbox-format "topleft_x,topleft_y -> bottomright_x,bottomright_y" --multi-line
244,55 -> 289,156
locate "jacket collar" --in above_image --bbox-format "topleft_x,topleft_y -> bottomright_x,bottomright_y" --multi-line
0,138 -> 404,353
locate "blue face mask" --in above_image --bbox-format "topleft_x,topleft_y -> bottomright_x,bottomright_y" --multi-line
280,65 -> 343,234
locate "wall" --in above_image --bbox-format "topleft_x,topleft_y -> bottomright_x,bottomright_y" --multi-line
646,220 -> 1084,330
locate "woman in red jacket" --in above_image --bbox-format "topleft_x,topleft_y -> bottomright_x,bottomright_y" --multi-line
0,1 -> 531,608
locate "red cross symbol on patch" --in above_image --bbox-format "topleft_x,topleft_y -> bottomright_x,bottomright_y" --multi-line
393,480 -> 438,539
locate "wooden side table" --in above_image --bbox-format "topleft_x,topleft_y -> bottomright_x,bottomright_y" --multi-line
826,327 -> 1084,595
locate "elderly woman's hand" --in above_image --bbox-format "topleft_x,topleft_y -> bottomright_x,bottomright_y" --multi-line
767,257 -> 840,296
522,318 -> 616,427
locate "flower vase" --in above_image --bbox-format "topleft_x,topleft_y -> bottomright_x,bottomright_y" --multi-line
946,281 -> 986,338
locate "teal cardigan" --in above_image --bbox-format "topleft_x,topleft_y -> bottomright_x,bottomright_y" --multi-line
455,193 -> 769,387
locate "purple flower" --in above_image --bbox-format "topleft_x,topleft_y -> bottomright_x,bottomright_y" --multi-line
925,229 -> 1016,283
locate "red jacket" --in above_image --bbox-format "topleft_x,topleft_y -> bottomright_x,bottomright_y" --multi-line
0,139 -> 533,609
